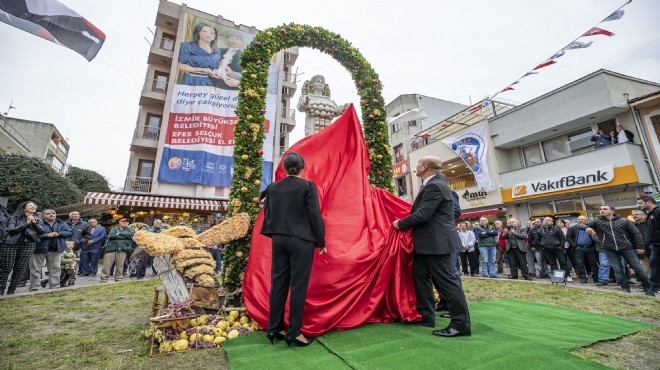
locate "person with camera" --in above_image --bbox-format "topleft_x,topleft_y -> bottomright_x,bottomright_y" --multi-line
501,218 -> 532,280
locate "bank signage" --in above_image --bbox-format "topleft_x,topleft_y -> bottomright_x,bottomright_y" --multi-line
392,160 -> 409,178
511,166 -> 614,198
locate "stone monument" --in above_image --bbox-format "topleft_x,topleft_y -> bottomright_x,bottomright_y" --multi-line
297,75 -> 347,136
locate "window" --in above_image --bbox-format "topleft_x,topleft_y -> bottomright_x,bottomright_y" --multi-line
554,198 -> 582,213
567,128 -> 593,155
144,114 -> 161,140
542,136 -> 570,161
392,121 -> 401,133
530,202 -> 553,216
522,144 -> 543,166
153,71 -> 169,92
57,141 -> 69,155
160,33 -> 175,51
137,160 -> 154,178
51,157 -> 64,173
396,177 -> 407,197
408,120 -> 417,126
393,144 -> 404,163
583,195 -> 603,216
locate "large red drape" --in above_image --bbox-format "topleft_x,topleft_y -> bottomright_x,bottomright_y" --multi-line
243,105 -> 420,336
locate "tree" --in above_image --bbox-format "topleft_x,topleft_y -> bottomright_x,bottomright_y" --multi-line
66,166 -> 111,193
0,154 -> 83,211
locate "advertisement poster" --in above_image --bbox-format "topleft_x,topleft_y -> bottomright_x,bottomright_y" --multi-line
158,14 -> 278,188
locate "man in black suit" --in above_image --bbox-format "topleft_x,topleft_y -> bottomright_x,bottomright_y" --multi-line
214,34 -> 243,90
393,156 -> 471,337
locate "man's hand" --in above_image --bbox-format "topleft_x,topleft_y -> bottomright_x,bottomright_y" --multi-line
392,220 -> 400,230
319,247 -> 327,255
47,232 -> 57,238
636,249 -> 645,255
87,240 -> 93,246
585,227 -> 595,236
464,245 -> 470,252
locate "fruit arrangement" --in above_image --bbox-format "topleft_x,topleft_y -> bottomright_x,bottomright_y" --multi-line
145,307 -> 258,354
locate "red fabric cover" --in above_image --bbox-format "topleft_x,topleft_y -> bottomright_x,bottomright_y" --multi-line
243,105 -> 421,336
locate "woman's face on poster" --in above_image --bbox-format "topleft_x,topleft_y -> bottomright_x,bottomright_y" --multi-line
199,26 -> 216,43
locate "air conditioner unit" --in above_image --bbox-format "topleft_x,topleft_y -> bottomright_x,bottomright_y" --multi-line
282,86 -> 289,95
283,52 -> 291,60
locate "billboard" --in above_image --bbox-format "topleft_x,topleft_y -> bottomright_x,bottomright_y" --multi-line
158,14 -> 278,188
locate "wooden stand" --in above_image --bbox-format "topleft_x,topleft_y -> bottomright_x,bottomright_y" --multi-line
153,254 -> 189,303
151,286 -> 170,317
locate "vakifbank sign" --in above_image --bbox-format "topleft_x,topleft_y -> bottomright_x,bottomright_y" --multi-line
512,166 -> 614,198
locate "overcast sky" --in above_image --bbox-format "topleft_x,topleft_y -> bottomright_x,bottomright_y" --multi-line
0,0 -> 658,189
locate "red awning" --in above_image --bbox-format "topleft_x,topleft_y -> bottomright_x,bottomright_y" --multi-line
458,208 -> 501,219
83,192 -> 227,211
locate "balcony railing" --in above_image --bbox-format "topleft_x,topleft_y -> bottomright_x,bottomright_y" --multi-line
144,78 -> 168,93
447,173 -> 477,190
134,124 -> 160,141
280,108 -> 295,120
124,176 -> 153,193
0,116 -> 30,151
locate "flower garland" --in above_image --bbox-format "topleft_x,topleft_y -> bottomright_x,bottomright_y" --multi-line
223,24 -> 393,292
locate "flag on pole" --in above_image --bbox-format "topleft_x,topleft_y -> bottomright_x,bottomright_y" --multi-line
603,9 -> 624,22
442,121 -> 495,191
565,41 -> 593,50
533,60 -> 556,70
0,0 -> 105,61
582,27 -> 614,37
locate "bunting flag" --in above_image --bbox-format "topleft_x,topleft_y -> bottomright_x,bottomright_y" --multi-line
550,50 -> 566,60
0,0 -> 105,61
533,60 -> 556,70
603,9 -> 625,22
466,98 -> 490,112
522,71 -> 539,78
501,87 -> 515,92
565,41 -> 593,50
582,27 -> 615,37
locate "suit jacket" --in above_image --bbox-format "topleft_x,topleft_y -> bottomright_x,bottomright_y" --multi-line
501,226 -> 528,252
260,176 -> 326,247
214,48 -> 242,90
398,175 -> 461,255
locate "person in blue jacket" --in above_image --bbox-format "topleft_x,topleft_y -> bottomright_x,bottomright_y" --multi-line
79,218 -> 106,277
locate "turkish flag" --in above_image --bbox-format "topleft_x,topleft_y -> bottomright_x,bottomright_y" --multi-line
243,105 -> 420,336
533,60 -> 557,70
582,27 -> 615,37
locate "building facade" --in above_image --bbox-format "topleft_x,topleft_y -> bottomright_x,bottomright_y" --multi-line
492,70 -> 659,223
0,115 -> 70,174
124,0 -> 298,198
386,94 -> 467,200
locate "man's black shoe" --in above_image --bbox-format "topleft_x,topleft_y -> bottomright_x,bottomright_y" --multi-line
524,276 -> 533,281
580,278 -> 588,284
597,281 -> 608,286
507,275 -> 517,279
435,304 -> 448,312
432,326 -> 471,338
622,288 -> 631,293
397,318 -> 435,327
540,274 -> 550,279
439,313 -> 451,319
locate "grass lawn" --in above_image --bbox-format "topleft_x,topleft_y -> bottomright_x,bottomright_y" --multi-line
0,279 -> 657,370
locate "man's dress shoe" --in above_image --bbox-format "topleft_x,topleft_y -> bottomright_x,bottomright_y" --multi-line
432,326 -> 471,338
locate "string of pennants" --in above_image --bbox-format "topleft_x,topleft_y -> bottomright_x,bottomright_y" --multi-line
468,0 -> 633,113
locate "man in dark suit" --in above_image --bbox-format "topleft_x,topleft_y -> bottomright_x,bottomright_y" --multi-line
214,34 -> 243,90
393,156 -> 471,337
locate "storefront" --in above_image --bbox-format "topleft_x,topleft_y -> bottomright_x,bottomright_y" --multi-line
83,192 -> 228,232
501,165 -> 646,225
392,160 -> 410,200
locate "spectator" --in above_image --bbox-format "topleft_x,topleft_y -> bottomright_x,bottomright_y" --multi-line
474,217 -> 499,278
145,219 -> 164,276
636,196 -> 660,293
526,218 -> 548,278
609,130 -> 618,144
538,217 -> 568,276
494,220 -> 506,274
566,216 -> 599,284
79,218 -> 106,276
583,204 -> 654,296
30,209 -> 72,290
59,240 -> 79,287
555,219 -> 574,282
66,211 -> 91,285
0,201 -> 44,295
631,210 -> 651,278
590,129 -> 613,149
457,221 -> 477,277
501,218 -> 532,280
101,218 -> 135,283
615,124 -> 634,144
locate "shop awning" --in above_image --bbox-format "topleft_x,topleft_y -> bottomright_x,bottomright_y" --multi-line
458,208 -> 501,219
83,192 -> 227,211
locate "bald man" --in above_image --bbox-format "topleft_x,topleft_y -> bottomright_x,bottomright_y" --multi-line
393,156 -> 471,338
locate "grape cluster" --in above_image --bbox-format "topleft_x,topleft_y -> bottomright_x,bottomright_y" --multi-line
157,300 -> 197,321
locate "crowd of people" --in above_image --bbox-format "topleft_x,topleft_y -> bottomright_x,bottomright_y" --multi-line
0,203 -> 224,295
453,197 -> 659,297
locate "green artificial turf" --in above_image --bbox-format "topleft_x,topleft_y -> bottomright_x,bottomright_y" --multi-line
224,299 -> 651,370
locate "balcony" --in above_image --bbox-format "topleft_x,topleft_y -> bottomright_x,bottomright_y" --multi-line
447,173 -> 477,191
147,36 -> 175,65
280,108 -> 295,125
0,116 -> 30,153
139,78 -> 168,107
130,124 -> 160,151
499,143 -> 653,189
124,176 -> 153,193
